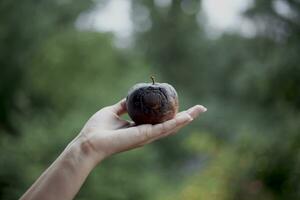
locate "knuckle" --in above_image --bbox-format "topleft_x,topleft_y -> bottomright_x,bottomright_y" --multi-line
145,125 -> 152,140
161,123 -> 168,134
137,125 -> 150,141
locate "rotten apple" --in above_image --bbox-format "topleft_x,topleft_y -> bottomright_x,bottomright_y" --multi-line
126,76 -> 179,125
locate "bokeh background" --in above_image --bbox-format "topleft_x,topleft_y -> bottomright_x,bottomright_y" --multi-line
1,0 -> 300,199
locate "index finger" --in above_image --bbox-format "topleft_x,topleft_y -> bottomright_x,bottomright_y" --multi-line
107,98 -> 127,116
114,112 -> 193,146
150,112 -> 193,138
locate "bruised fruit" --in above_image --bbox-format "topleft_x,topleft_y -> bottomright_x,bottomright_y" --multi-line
126,76 -> 179,125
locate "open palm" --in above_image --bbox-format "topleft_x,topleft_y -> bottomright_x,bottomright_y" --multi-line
79,99 -> 207,161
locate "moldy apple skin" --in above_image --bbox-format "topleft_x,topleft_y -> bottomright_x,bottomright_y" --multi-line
126,82 -> 179,125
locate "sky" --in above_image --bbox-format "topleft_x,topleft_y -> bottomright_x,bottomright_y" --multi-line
76,0 -> 255,42
201,0 -> 255,37
76,0 -> 133,38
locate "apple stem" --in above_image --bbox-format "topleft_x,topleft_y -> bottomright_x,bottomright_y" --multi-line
151,76 -> 155,84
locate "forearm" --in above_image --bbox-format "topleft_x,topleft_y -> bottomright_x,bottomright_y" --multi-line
20,137 -> 102,200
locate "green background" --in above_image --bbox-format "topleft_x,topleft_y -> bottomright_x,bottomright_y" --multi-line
1,0 -> 300,199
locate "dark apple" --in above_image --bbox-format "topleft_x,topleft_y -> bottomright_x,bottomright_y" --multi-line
126,76 -> 179,125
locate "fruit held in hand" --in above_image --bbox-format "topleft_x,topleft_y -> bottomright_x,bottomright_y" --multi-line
126,76 -> 179,125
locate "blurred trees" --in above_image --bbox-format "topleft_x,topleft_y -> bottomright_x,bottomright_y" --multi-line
0,1 -> 155,199
0,0 -> 300,199
132,0 -> 300,199
0,0 -> 93,133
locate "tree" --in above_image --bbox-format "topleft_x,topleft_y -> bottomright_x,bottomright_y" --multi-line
0,0 -> 93,134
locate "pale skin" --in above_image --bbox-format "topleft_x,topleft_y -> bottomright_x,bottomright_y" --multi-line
20,99 -> 207,200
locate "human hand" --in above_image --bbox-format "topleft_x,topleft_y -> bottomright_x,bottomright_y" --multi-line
77,99 -> 207,164
20,99 -> 207,200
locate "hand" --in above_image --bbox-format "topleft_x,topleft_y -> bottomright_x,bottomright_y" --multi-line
77,99 -> 207,163
20,99 -> 207,200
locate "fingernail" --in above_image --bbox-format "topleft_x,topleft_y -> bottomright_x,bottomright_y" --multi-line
198,105 -> 207,112
188,105 -> 207,114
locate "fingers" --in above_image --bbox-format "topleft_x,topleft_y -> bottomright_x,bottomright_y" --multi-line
116,120 -> 135,129
151,112 -> 193,138
139,114 -> 193,145
114,112 -> 193,146
108,98 -> 127,116
113,119 -> 132,129
110,104 -> 207,152
135,105 -> 207,145
187,105 -> 207,119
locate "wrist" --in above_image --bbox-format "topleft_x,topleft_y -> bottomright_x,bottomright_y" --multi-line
70,135 -> 106,167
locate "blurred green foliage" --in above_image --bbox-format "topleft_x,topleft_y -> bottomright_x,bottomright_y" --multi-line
1,0 -> 300,199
